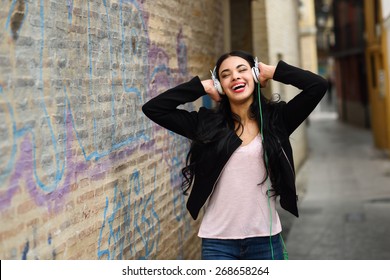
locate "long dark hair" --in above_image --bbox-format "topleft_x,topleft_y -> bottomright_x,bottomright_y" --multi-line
181,50 -> 284,196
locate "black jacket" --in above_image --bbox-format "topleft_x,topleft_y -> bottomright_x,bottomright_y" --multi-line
142,61 -> 328,220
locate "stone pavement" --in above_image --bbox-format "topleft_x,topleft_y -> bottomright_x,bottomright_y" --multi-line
279,115 -> 390,260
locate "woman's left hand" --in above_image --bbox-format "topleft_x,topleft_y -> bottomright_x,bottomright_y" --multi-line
258,62 -> 276,88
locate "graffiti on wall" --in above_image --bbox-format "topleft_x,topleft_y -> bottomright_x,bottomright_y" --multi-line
97,167 -> 160,260
0,0 -> 193,259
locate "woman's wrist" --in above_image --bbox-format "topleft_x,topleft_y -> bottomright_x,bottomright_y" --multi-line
258,63 -> 276,87
262,64 -> 276,80
201,79 -> 221,102
201,80 -> 213,93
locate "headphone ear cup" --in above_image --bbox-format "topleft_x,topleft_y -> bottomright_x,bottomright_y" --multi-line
252,57 -> 260,84
210,68 -> 224,94
214,80 -> 224,95
252,67 -> 260,83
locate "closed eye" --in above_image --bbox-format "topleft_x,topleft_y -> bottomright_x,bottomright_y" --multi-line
220,64 -> 249,78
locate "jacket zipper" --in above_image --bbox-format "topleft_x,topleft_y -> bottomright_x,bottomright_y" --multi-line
204,137 -> 240,207
277,138 -> 296,179
281,146 -> 295,179
205,157 -> 232,206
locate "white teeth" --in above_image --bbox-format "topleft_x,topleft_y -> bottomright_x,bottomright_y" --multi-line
233,84 -> 245,90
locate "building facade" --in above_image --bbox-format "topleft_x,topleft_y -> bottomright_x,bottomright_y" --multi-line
332,0 -> 370,127
364,0 -> 390,151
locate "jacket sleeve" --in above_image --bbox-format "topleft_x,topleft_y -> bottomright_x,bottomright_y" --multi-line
142,76 -> 207,139
273,61 -> 328,135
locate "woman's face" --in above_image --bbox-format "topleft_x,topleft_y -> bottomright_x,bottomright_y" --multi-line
218,56 -> 255,105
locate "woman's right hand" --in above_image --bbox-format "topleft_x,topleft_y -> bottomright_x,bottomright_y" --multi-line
201,79 -> 222,102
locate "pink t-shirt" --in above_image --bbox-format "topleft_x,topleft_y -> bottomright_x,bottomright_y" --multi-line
198,134 -> 282,239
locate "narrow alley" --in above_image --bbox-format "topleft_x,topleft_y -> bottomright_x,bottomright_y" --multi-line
282,109 -> 390,259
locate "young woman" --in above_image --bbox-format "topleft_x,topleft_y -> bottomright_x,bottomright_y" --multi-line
142,50 -> 328,260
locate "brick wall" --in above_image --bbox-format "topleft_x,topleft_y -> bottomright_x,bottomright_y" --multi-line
0,0 -> 224,260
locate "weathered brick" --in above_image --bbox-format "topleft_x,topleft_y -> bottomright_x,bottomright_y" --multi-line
0,0 -> 226,260
17,200 -> 36,215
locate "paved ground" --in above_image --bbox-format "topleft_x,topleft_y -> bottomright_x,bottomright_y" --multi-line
279,113 -> 390,260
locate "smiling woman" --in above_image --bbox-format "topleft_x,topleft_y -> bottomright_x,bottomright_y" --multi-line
220,57 -> 256,100
142,50 -> 328,260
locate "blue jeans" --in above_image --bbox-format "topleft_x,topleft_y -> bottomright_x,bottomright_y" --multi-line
201,234 -> 284,260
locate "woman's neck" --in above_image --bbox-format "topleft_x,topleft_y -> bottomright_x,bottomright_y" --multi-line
230,102 -> 260,141
230,99 -> 252,125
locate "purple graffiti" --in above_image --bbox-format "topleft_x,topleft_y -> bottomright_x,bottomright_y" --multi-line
1,105 -> 140,213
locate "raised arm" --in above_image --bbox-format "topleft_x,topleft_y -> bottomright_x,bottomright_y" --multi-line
142,76 -> 207,139
272,61 -> 328,135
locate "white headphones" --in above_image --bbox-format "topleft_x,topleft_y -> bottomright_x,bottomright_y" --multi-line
210,57 -> 260,95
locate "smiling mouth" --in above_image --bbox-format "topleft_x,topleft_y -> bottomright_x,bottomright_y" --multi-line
232,83 -> 246,92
